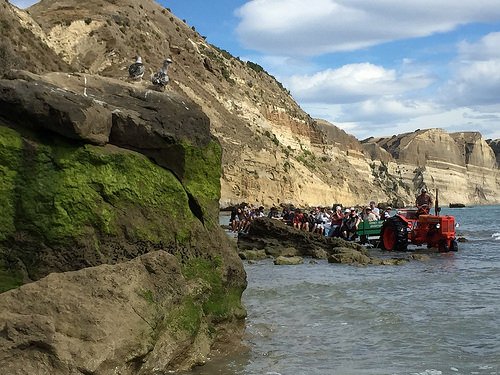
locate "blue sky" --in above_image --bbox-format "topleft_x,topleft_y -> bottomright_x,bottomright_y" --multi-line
10,0 -> 500,140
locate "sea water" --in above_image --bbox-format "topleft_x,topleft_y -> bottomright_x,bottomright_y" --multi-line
188,206 -> 500,375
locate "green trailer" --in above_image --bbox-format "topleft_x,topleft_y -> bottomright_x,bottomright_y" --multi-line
356,220 -> 384,245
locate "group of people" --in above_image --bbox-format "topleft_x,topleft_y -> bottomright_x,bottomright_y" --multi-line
229,189 -> 434,240
229,200 -> 392,240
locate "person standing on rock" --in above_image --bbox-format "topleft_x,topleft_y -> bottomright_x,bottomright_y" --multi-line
416,189 -> 433,215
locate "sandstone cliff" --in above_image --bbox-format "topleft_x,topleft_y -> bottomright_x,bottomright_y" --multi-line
0,71 -> 246,373
2,0 -> 500,209
364,129 -> 500,205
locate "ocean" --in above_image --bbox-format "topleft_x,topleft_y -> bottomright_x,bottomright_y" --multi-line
188,206 -> 500,375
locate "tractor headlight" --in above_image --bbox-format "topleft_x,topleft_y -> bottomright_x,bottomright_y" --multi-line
435,223 -> 441,229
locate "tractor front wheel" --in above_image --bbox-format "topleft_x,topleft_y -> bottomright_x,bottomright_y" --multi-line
380,217 -> 408,251
450,240 -> 458,252
438,239 -> 449,252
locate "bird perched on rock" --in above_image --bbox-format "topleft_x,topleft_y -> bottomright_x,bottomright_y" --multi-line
151,58 -> 172,90
128,55 -> 145,80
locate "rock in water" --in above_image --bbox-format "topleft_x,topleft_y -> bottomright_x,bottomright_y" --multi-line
274,255 -> 303,265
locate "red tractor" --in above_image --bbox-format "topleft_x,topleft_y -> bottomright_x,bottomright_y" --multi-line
380,191 -> 458,252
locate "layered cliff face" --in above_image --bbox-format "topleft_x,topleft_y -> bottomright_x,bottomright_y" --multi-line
2,0 -> 500,209
487,139 -> 500,166
0,71 -> 246,373
364,129 -> 500,205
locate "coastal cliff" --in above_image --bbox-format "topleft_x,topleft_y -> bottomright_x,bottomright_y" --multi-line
0,71 -> 246,373
2,0 -> 499,208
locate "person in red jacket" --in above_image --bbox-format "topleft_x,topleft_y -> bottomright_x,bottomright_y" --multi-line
416,189 -> 433,215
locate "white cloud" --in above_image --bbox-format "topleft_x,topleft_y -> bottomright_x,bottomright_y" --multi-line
284,63 -> 435,104
440,32 -> 500,107
236,0 -> 500,56
8,0 -> 39,8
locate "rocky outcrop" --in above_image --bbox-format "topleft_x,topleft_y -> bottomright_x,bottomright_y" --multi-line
0,71 -> 246,373
238,218 -> 430,266
0,251 -> 246,374
238,217 -> 367,260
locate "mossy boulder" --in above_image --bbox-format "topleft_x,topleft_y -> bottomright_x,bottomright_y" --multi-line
0,72 -> 246,373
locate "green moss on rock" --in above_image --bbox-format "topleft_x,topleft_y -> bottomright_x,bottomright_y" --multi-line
0,126 -> 23,241
12,141 -> 195,244
181,257 -> 245,319
1,126 -> 224,291
181,140 -> 221,225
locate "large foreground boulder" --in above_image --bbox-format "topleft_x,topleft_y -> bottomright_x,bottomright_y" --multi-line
0,71 -> 246,373
0,251 -> 246,374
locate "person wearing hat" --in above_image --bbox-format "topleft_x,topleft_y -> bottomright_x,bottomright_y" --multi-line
363,207 -> 377,222
416,188 -> 433,215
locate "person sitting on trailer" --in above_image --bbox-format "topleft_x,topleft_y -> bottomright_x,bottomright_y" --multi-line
416,189 -> 433,215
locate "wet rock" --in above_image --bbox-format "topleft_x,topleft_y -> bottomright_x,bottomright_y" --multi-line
239,249 -> 267,260
457,237 -> 468,242
274,256 -> 303,265
370,258 -> 409,266
328,247 -> 371,265
238,218 -> 365,259
409,254 -> 431,262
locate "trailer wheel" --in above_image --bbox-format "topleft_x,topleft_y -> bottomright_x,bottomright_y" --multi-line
380,217 -> 408,251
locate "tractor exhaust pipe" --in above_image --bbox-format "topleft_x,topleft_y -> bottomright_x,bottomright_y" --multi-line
435,188 -> 439,216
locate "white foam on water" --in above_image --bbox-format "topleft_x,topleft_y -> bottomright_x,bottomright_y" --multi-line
411,370 -> 442,375
492,232 -> 500,240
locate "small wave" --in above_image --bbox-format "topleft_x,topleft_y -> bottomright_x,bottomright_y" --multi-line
410,370 -> 442,375
492,232 -> 500,240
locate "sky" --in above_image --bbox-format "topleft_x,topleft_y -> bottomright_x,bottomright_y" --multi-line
10,0 -> 500,140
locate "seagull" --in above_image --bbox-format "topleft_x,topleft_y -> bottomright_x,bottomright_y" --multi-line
128,55 -> 145,80
152,58 -> 173,90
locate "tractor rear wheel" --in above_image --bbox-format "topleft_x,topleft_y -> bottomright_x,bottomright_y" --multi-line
380,217 -> 408,250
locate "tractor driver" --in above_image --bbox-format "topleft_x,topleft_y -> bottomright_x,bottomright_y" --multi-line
416,188 -> 433,215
